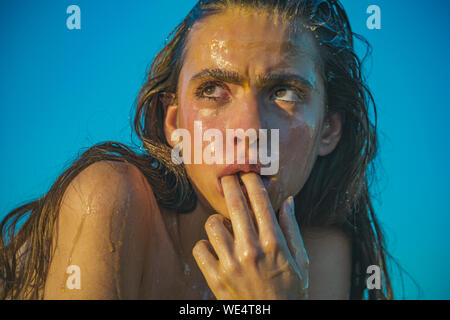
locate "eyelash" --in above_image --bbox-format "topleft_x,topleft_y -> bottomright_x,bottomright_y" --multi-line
194,81 -> 306,103
271,86 -> 306,103
194,81 -> 228,101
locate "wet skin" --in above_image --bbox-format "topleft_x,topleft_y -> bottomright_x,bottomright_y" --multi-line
163,8 -> 344,299
168,9 -> 329,219
43,8 -> 349,300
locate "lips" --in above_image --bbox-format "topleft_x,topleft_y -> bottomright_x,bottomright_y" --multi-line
216,163 -> 273,196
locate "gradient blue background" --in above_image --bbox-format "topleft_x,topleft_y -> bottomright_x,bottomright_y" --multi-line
1,0 -> 449,299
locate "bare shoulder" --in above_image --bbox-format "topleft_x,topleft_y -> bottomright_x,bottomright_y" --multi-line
61,160 -> 156,214
301,226 -> 352,300
44,160 -> 157,299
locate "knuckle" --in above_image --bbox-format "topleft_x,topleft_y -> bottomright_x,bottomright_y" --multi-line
261,235 -> 281,254
216,268 -> 228,284
228,197 -> 246,212
253,192 -> 268,205
238,246 -> 263,264
223,259 -> 239,273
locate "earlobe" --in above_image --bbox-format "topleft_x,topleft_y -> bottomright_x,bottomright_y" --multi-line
162,93 -> 178,147
318,113 -> 343,156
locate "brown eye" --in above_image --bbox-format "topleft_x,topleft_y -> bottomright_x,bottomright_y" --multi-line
204,86 -> 217,95
201,84 -> 225,99
194,82 -> 230,102
275,89 -> 287,98
273,88 -> 301,102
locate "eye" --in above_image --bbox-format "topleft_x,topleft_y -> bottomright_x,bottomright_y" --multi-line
272,88 -> 301,102
195,82 -> 229,101
204,85 -> 223,98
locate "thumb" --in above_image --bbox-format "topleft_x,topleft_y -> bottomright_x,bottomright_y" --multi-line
279,196 -> 310,270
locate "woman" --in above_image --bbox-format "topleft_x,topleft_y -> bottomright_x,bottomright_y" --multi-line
0,0 -> 393,299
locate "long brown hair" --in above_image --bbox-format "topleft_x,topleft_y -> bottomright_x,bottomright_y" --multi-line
1,0 -> 393,299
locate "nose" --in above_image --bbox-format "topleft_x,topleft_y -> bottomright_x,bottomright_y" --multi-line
225,93 -> 263,163
227,92 -> 263,133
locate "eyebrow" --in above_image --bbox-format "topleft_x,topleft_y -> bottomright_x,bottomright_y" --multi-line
190,69 -> 244,85
256,72 -> 314,91
190,68 -> 314,90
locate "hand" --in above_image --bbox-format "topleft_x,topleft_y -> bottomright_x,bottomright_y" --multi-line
192,172 -> 310,300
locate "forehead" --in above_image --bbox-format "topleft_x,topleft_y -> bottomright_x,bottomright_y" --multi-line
182,8 -> 321,74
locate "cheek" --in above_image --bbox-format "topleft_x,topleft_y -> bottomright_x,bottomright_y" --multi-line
177,100 -> 225,183
178,97 -> 224,130
280,114 -> 319,164
271,120 -> 319,203
180,108 -> 227,161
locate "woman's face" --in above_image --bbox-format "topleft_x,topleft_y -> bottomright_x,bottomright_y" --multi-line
165,8 -> 341,218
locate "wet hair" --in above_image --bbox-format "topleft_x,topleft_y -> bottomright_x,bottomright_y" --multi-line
1,0 -> 393,299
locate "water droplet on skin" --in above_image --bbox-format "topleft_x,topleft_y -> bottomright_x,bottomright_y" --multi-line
62,211 -> 89,291
112,194 -> 132,299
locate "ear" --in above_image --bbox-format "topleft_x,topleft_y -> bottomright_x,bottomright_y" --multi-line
317,112 -> 343,156
162,93 -> 178,148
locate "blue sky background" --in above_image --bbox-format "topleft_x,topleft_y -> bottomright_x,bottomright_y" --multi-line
0,0 -> 449,299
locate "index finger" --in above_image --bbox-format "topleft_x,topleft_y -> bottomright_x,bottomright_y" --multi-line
239,172 -> 283,240
221,175 -> 258,244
